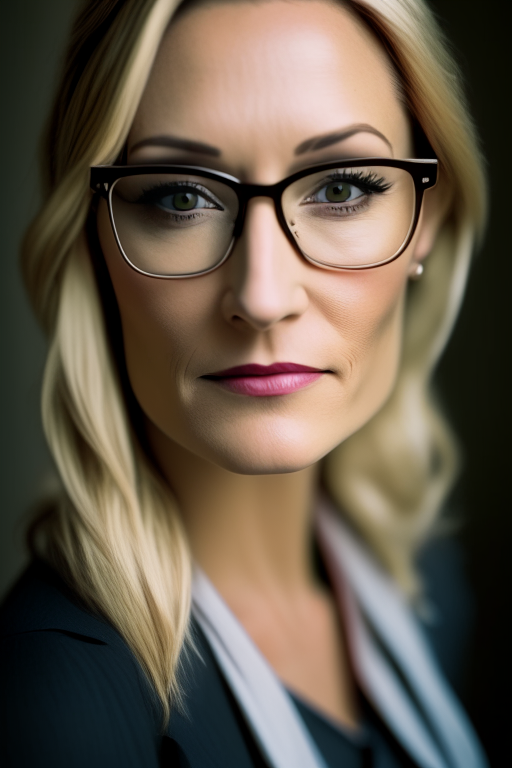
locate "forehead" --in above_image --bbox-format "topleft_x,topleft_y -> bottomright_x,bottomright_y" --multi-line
129,0 -> 411,173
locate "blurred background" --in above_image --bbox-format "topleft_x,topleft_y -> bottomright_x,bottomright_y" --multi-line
0,0 -> 509,763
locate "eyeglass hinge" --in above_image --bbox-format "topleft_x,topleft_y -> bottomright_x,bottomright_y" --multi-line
422,177 -> 429,183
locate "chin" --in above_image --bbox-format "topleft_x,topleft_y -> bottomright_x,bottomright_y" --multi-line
195,419 -> 340,476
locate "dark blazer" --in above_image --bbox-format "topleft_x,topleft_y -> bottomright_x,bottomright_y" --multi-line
0,534 -> 476,768
0,559 -> 269,768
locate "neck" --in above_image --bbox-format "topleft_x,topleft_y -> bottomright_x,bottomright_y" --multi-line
147,424 -> 320,601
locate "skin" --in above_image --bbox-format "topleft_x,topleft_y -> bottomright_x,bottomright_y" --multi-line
97,0 -> 445,727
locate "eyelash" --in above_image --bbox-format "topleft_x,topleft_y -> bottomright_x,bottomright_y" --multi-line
309,170 -> 391,197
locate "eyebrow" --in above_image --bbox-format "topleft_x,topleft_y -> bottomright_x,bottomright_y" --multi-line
294,123 -> 393,155
129,135 -> 222,157
129,122 -> 393,160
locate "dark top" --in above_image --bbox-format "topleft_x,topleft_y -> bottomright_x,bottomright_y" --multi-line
291,692 -> 417,767
0,539 -> 471,768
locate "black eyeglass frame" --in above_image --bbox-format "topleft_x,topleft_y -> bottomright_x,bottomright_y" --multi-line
90,157 -> 438,278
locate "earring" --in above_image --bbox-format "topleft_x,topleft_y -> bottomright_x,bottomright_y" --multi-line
409,263 -> 424,281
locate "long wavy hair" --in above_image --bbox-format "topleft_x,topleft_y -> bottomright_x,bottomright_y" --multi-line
22,0 -> 487,722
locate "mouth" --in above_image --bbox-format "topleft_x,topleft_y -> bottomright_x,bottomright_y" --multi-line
201,362 -> 330,396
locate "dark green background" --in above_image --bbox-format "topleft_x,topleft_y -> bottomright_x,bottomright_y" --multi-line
0,0 -> 509,762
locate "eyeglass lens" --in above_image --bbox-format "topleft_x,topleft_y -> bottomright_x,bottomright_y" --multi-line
110,166 -> 416,276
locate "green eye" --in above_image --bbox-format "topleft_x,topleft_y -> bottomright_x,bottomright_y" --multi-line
325,182 -> 352,203
172,192 -> 199,210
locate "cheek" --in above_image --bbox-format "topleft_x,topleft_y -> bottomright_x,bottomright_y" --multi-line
322,261 -> 407,362
317,259 -> 408,410
97,202 -> 219,418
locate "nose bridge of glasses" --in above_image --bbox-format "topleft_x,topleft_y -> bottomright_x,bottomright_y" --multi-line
240,189 -> 290,241
235,180 -> 290,240
237,180 -> 284,210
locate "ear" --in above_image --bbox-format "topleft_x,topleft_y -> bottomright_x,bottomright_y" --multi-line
411,181 -> 452,263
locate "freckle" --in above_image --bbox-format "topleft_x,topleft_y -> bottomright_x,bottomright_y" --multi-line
290,220 -> 295,226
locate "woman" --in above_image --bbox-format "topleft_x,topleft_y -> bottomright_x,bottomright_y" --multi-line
0,0 -> 488,766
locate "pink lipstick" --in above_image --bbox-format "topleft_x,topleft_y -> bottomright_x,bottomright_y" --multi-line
202,362 -> 327,396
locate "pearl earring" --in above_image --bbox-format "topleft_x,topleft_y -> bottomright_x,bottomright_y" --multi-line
409,263 -> 424,281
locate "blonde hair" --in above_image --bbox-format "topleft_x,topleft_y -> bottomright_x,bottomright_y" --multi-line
22,0 -> 487,722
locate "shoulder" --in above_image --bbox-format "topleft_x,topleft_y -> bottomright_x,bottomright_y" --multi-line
0,560 -> 266,768
0,560 -> 161,768
415,529 -> 475,694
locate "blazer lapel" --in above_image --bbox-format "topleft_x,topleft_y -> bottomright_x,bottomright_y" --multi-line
192,569 -> 329,768
316,499 -> 488,768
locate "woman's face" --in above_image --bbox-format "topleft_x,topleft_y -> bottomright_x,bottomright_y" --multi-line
98,0 -> 438,474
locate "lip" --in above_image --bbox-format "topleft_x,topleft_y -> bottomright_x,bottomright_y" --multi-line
202,362 -> 328,397
206,362 -> 324,377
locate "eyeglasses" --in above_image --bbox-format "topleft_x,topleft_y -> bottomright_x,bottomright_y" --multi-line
90,158 -> 438,278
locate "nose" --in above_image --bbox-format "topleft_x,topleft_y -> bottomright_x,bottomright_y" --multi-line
221,198 -> 309,332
